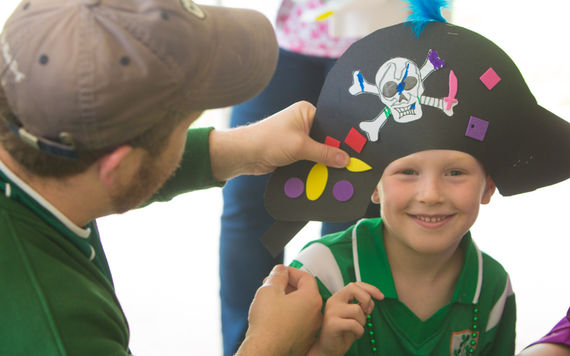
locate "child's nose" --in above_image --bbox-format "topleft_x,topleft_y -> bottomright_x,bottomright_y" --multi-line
417,178 -> 445,205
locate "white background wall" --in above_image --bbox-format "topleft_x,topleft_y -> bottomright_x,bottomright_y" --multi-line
1,0 -> 570,354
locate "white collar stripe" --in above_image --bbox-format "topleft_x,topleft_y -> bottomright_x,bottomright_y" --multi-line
486,275 -> 513,331
352,219 -> 366,283
0,159 -> 90,238
89,245 -> 96,261
471,239 -> 483,304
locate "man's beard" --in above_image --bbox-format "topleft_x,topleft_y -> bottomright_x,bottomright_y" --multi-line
109,152 -> 179,214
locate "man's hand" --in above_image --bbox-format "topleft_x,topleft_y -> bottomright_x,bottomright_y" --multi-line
210,101 -> 350,182
236,265 -> 323,356
307,282 -> 384,356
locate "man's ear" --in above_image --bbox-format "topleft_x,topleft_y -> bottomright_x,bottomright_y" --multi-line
481,176 -> 496,205
98,145 -> 133,189
371,186 -> 381,204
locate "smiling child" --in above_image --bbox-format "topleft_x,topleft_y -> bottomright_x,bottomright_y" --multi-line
260,0 -> 570,355
294,148 -> 507,355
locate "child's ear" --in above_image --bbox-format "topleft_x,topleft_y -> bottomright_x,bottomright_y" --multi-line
371,186 -> 381,204
481,176 -> 496,205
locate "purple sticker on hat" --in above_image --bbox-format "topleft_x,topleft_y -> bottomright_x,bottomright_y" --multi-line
428,49 -> 445,70
333,180 -> 354,202
465,116 -> 489,141
480,68 -> 501,90
284,177 -> 304,199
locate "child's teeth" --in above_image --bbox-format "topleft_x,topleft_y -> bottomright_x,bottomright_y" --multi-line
418,216 -> 444,222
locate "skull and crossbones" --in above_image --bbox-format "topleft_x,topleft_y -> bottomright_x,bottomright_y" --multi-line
348,49 -> 458,142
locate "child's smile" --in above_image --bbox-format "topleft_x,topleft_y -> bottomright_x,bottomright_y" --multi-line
415,215 -> 450,222
372,150 -> 496,257
411,214 -> 454,228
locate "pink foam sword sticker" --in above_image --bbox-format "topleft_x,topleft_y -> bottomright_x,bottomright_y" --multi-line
444,70 -> 458,110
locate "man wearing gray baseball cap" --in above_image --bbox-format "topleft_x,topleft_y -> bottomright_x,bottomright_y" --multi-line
0,1 -> 350,355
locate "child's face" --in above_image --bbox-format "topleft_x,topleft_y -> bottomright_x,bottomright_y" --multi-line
371,150 -> 496,256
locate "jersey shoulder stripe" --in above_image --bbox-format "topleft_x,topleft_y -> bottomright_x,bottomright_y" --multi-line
480,251 -> 514,332
293,242 -> 345,295
486,274 -> 514,331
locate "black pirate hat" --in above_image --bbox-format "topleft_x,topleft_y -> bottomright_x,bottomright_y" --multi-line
261,18 -> 570,257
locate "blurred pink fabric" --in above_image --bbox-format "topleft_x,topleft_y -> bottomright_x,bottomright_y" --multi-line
275,0 -> 358,58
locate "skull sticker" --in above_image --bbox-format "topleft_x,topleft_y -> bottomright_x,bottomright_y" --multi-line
349,49 -> 458,141
377,58 -> 424,123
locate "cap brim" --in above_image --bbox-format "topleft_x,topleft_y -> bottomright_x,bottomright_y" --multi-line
186,6 -> 278,111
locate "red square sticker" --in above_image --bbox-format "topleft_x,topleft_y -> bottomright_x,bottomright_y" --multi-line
324,136 -> 341,148
344,128 -> 367,153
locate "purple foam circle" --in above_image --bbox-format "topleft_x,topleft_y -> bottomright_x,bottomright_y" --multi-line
284,177 -> 304,199
333,180 -> 354,202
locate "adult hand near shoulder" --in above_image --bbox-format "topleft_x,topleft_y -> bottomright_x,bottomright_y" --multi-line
236,265 -> 323,356
209,101 -> 350,182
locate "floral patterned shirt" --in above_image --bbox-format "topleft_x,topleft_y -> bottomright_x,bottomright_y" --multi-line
275,0 -> 359,58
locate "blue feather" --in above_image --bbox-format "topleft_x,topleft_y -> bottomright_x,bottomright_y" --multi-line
402,0 -> 451,37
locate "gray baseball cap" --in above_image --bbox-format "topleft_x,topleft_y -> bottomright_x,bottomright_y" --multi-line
0,0 -> 278,159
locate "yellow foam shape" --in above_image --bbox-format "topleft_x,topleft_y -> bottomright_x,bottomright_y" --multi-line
306,163 -> 328,201
346,158 -> 372,172
316,11 -> 334,21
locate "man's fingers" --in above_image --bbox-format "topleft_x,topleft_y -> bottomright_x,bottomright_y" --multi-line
288,101 -> 349,169
295,101 -> 316,130
285,266 -> 319,292
302,139 -> 350,169
262,266 -> 320,301
284,267 -> 322,311
284,283 -> 297,295
262,264 -> 289,291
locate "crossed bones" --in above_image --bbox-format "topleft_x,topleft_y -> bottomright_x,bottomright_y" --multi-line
348,49 -> 459,142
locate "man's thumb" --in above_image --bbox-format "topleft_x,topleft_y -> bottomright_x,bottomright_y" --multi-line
263,264 -> 289,288
305,141 -> 350,169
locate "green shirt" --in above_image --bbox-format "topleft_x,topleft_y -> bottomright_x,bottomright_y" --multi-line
290,218 -> 516,356
0,127 -> 223,356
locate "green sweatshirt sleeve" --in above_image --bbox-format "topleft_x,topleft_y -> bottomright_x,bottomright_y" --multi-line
146,127 -> 225,204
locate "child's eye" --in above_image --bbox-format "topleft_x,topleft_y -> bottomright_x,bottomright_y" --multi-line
448,170 -> 462,176
402,170 -> 416,175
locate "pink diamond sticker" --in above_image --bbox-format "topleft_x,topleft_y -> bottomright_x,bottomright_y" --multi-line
480,68 -> 501,90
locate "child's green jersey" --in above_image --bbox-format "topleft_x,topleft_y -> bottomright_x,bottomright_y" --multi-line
290,218 -> 515,356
